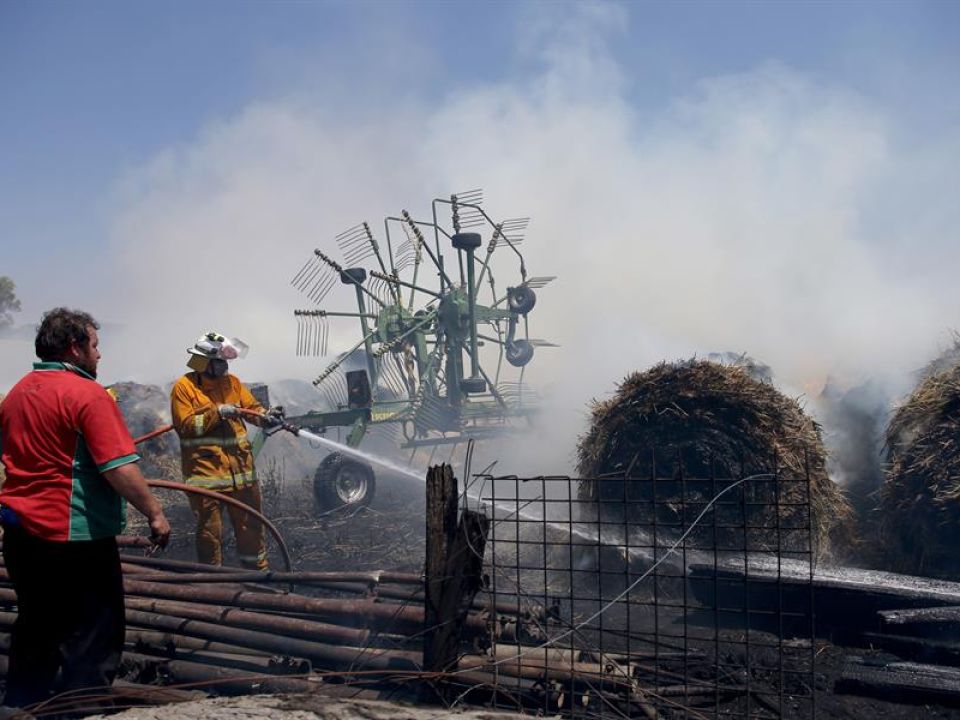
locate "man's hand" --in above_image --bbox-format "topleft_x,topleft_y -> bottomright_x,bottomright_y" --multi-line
149,513 -> 171,549
218,404 -> 239,419
102,463 -> 172,550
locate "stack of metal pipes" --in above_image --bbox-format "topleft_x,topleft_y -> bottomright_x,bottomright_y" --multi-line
0,537 -> 691,717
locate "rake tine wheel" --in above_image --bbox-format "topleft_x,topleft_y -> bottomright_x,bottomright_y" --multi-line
287,190 -> 552,511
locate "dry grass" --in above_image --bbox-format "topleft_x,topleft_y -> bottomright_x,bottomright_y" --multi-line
879,349 -> 960,577
576,359 -> 853,560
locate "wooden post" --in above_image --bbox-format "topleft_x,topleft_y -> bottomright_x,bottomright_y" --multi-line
423,464 -> 490,688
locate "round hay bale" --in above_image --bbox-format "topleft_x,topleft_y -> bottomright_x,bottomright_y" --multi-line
108,382 -> 180,480
879,356 -> 960,578
577,359 -> 852,559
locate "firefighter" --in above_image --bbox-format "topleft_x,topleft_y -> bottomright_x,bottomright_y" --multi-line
170,332 -> 277,570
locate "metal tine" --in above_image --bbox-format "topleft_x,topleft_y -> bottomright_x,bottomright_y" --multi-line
368,276 -> 383,305
394,237 -> 416,274
291,257 -> 315,287
453,188 -> 483,205
388,353 -> 410,397
294,309 -> 326,356
336,224 -> 369,246
320,368 -> 347,408
369,275 -> 392,308
526,338 -> 559,347
293,257 -> 324,291
308,272 -> 337,304
336,223 -> 378,266
297,260 -> 328,294
332,371 -> 348,407
375,356 -> 404,399
450,189 -> 484,233
321,383 -> 340,411
521,275 -> 556,289
495,218 -> 529,247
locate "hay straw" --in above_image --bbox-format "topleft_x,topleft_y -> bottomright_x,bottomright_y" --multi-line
879,352 -> 960,577
576,359 -> 852,559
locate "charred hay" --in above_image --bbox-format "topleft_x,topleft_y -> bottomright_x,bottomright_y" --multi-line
576,359 -> 852,559
879,350 -> 960,578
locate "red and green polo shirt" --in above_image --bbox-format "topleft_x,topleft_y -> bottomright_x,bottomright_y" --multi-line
0,362 -> 140,541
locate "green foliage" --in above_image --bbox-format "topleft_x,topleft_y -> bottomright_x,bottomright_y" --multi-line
0,276 -> 22,329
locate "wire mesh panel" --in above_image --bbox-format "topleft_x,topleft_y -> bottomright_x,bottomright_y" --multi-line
459,451 -> 816,718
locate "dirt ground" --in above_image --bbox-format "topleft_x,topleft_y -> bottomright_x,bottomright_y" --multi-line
86,694 -> 536,720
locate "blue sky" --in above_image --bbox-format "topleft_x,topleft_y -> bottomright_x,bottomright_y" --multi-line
2,1 -> 960,469
4,0 -> 957,270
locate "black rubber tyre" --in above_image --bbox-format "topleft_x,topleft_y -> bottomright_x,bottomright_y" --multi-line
313,452 -> 376,511
505,339 -> 535,367
508,286 -> 537,315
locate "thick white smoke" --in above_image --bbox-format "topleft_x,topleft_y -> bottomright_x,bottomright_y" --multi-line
4,4 -> 959,477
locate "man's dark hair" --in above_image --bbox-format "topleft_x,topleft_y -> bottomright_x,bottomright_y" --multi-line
35,307 -> 100,361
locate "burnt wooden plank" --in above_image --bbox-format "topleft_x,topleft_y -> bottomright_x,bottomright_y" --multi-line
688,558 -> 960,642
836,656 -> 960,706
861,631 -> 960,666
879,605 -> 960,625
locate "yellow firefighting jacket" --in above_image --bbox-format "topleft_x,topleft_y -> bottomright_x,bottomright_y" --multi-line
170,372 -> 264,490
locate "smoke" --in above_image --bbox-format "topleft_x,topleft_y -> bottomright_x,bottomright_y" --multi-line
7,4 -> 960,478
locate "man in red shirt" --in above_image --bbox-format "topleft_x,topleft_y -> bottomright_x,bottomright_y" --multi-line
0,307 -> 171,709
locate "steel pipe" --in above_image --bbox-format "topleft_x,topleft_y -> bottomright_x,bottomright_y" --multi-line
125,609 -> 421,672
124,596 -> 373,646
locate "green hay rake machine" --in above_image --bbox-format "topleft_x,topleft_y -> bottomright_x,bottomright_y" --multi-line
287,190 -> 555,510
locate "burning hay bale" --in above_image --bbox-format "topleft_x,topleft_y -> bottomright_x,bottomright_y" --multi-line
878,353 -> 960,578
577,359 -> 852,559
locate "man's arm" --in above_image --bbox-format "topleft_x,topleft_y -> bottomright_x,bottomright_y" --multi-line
102,463 -> 171,547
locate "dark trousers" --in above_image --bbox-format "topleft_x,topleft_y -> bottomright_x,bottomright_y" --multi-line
2,523 -> 125,709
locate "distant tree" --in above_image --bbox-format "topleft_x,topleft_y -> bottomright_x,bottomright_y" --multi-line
0,276 -> 22,330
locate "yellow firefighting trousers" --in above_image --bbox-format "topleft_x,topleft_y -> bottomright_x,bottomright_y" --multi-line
187,483 -> 268,571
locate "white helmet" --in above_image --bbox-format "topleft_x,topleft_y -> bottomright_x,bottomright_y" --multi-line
187,331 -> 249,361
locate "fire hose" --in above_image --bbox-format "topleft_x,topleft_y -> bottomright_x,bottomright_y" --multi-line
132,408 -> 295,574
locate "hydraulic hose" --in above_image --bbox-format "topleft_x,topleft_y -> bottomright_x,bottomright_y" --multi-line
133,424 -> 174,445
145,478 -> 293,574
132,409 -> 294,575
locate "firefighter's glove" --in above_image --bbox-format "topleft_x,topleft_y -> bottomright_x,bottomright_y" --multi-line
263,406 -> 285,428
218,404 -> 240,419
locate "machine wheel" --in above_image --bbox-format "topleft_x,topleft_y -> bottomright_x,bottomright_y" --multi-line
506,339 -> 535,367
313,452 -> 376,511
508,286 -> 537,315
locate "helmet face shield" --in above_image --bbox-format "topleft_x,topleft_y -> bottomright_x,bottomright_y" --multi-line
219,337 -> 249,360
187,333 -> 249,361
186,332 -> 249,371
